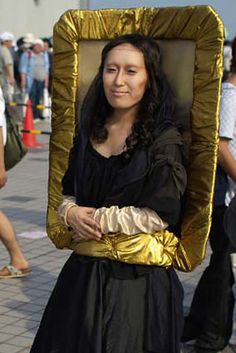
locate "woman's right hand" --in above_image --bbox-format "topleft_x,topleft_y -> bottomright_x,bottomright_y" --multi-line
0,167 -> 7,189
67,205 -> 102,241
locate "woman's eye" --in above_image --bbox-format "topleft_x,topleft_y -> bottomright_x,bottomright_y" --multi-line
127,69 -> 137,74
106,67 -> 116,73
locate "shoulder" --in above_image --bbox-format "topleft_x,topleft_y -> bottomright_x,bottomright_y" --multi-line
22,50 -> 33,60
222,82 -> 236,100
152,124 -> 183,150
149,123 -> 188,171
20,51 -> 28,61
220,83 -> 236,125
222,82 -> 236,92
1,46 -> 12,60
1,46 -> 8,54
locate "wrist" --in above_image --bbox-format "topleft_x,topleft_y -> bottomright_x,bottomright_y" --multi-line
64,204 -> 78,226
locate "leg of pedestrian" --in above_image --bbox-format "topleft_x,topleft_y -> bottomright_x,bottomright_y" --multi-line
0,211 -> 31,278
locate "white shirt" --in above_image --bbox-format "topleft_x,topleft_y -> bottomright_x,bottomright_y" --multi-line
219,82 -> 236,205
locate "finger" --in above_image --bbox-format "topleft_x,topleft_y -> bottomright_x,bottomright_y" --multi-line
84,217 -> 101,231
69,216 -> 101,239
83,207 -> 96,213
82,222 -> 102,238
81,224 -> 102,239
76,225 -> 101,240
71,233 -> 83,241
71,228 -> 87,240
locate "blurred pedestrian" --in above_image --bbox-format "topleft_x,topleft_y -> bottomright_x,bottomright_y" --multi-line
14,33 -> 34,93
0,32 -> 15,102
42,37 -> 52,94
223,40 -> 232,82
182,37 -> 236,353
0,86 -> 31,279
19,38 -> 49,121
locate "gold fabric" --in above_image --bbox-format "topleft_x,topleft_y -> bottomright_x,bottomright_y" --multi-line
48,6 -> 224,272
70,231 -> 191,271
70,231 -> 179,267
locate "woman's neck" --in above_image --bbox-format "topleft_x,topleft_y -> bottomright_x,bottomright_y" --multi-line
226,73 -> 236,86
107,107 -> 137,128
91,108 -> 137,157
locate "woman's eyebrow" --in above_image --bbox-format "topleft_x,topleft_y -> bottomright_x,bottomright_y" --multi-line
105,62 -> 143,68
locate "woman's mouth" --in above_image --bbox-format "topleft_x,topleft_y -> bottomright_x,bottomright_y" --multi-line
111,91 -> 127,97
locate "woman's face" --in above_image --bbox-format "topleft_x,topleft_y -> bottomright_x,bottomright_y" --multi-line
102,43 -> 148,113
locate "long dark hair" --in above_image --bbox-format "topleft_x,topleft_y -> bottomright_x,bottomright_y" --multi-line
80,34 -> 175,151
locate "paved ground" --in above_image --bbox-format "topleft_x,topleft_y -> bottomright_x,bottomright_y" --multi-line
0,121 -> 236,353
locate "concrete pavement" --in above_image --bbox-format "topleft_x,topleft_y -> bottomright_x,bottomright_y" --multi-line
0,121 -> 235,353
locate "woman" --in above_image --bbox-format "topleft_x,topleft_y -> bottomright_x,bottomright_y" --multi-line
30,34 -> 187,353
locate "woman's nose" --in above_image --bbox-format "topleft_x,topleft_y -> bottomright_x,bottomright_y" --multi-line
114,71 -> 124,85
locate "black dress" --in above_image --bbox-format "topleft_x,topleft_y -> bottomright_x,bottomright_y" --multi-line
30,140 -> 184,353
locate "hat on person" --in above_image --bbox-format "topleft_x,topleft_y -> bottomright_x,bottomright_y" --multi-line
0,32 -> 14,42
32,38 -> 44,46
23,33 -> 35,45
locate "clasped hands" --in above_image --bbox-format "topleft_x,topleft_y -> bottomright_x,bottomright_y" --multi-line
67,205 -> 102,242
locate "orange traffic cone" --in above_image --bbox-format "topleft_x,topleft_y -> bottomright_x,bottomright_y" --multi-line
22,99 -> 44,148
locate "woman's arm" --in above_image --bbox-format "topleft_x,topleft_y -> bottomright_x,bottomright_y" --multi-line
60,138 -> 101,241
59,164 -> 102,243
94,206 -> 168,235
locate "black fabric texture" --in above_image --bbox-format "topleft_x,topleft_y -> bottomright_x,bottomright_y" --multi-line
213,166 -> 229,207
224,195 -> 236,248
30,254 -> 184,353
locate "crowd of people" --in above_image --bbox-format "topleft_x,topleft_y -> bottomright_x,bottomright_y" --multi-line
0,27 -> 236,353
0,30 -> 53,279
0,31 -> 52,122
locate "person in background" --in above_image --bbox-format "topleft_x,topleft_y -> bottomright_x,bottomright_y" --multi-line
0,32 -> 15,103
0,86 -> 30,279
223,40 -> 232,82
19,38 -> 49,121
182,36 -> 236,353
42,37 -> 52,94
14,33 -> 35,90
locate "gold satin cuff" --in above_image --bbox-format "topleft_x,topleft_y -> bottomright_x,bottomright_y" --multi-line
94,206 -> 168,235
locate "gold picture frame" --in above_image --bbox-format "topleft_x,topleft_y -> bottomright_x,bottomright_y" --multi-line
47,6 -> 224,270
